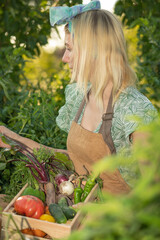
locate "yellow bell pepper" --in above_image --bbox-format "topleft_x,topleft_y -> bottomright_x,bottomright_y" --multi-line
39,214 -> 55,222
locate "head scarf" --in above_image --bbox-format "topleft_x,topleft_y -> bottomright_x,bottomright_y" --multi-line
49,1 -> 101,32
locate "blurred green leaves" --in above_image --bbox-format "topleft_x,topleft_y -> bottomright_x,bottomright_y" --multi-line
0,0 -> 82,93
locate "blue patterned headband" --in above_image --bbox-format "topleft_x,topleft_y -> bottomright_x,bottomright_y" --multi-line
49,1 -> 101,32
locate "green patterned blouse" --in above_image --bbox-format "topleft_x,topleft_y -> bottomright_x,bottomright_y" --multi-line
56,83 -> 157,186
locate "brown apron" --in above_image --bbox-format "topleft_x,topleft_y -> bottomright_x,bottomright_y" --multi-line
67,92 -> 130,195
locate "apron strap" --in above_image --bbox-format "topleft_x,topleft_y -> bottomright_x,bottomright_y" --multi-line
74,91 -> 90,123
99,91 -> 116,154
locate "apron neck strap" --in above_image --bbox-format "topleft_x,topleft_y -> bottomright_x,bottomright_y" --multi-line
101,90 -> 113,121
99,90 -> 116,154
74,90 -> 90,123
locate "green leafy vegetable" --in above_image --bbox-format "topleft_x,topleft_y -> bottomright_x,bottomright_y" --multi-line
1,136 -> 75,184
22,186 -> 45,202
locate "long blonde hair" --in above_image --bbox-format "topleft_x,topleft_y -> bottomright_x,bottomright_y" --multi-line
70,10 -> 137,109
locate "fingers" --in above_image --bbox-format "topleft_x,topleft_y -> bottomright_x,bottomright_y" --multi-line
0,126 -> 11,148
0,138 -> 11,148
0,126 -> 6,134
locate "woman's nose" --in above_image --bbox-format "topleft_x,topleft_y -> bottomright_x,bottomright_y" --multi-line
62,51 -> 70,63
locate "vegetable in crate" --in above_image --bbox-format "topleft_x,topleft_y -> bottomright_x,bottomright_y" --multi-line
58,197 -> 77,220
1,136 -> 75,206
39,214 -> 55,222
81,176 -> 96,202
21,228 -> 46,237
55,173 -> 75,196
60,206 -> 76,220
55,173 -> 68,185
14,195 -> 45,219
58,197 -> 68,208
22,186 -> 45,202
44,182 -> 56,206
49,203 -> 67,224
74,179 -> 83,204
56,194 -> 73,206
59,180 -> 74,196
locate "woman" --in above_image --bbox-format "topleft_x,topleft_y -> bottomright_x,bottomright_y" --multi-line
0,1 -> 157,194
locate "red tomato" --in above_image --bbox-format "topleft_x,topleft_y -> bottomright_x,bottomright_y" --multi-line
14,195 -> 45,219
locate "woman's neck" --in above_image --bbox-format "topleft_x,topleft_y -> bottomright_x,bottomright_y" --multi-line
89,81 -> 113,112
103,81 -> 113,99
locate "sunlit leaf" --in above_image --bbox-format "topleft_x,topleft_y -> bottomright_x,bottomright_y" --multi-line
0,162 -> 6,171
54,152 -> 75,171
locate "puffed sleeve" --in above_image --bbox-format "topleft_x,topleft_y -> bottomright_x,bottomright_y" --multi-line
56,83 -> 84,133
112,87 -> 158,187
121,87 -> 158,138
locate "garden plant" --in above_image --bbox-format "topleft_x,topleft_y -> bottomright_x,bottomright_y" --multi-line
0,0 -> 160,239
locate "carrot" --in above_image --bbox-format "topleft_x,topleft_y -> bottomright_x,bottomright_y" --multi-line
44,182 -> 56,206
33,229 -> 46,237
21,228 -> 34,236
21,228 -> 46,237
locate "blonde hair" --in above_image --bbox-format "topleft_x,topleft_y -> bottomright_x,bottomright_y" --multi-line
64,23 -> 70,34
70,10 -> 137,109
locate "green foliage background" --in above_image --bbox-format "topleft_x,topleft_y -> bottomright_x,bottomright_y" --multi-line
0,0 -> 82,195
115,0 -> 160,109
0,0 -> 160,239
0,0 -> 159,196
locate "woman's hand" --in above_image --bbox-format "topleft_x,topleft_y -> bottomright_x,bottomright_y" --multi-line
0,126 -> 39,151
0,126 -> 13,148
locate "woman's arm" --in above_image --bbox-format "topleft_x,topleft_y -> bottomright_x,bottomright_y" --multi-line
0,126 -> 68,155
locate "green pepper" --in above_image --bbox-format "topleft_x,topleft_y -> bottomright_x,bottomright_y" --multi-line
95,176 -> 103,189
22,186 -> 45,202
81,177 -> 96,202
74,179 -> 83,204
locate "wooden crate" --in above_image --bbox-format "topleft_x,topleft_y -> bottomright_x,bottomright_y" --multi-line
2,183 -> 98,240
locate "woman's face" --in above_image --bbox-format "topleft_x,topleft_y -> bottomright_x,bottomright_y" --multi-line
62,33 -> 74,70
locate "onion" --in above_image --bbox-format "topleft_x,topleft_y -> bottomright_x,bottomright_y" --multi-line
59,181 -> 74,196
55,174 -> 68,186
